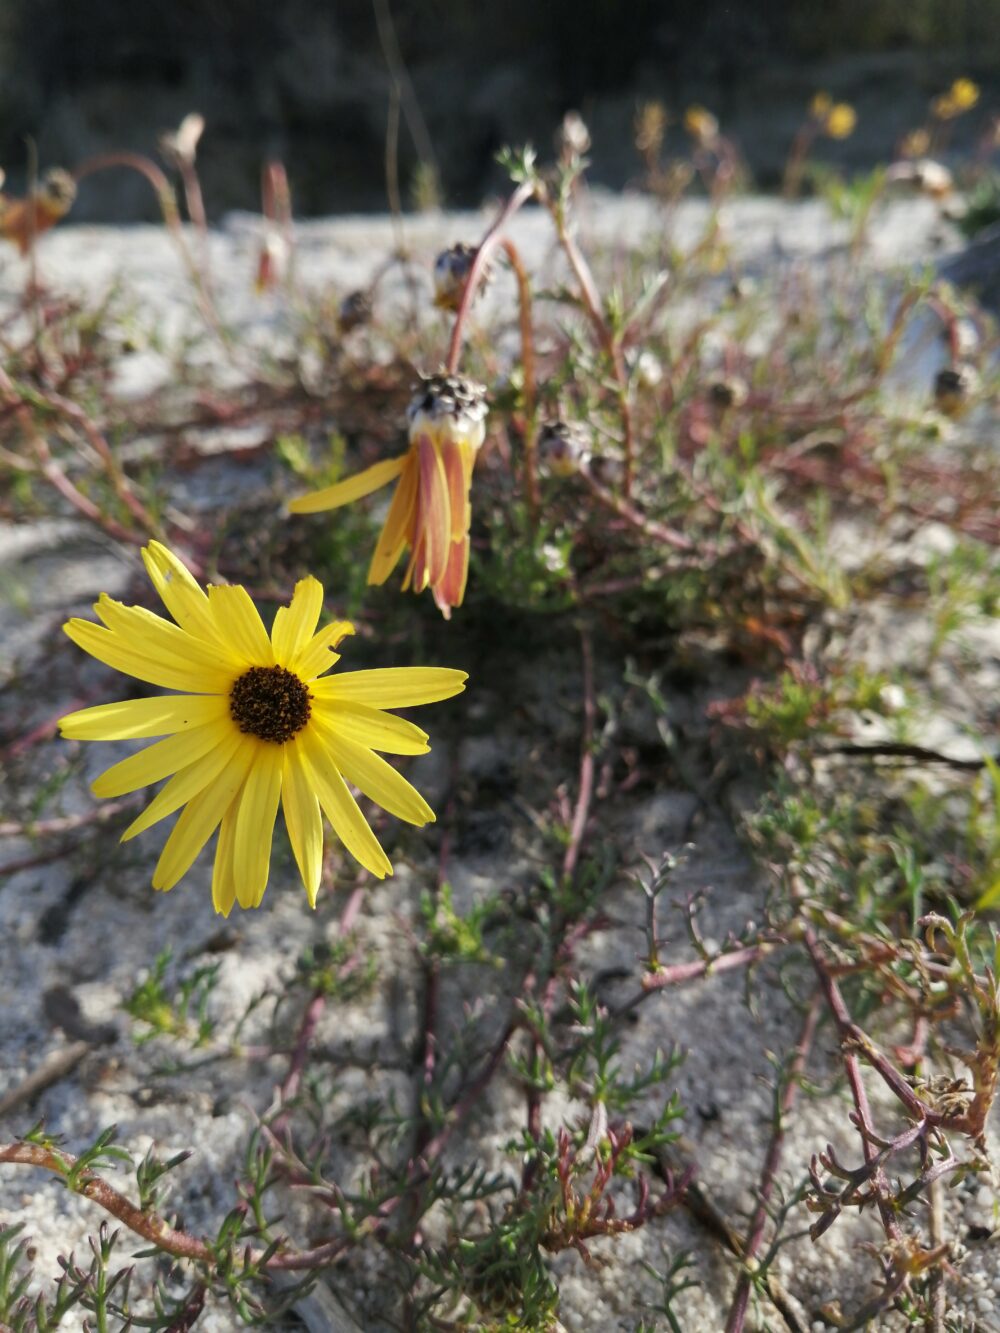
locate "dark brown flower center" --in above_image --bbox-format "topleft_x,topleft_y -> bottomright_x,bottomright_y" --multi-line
230,666 -> 311,743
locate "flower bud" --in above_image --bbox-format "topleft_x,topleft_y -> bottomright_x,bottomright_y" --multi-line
538,419 -> 592,477
556,110 -> 591,161
337,288 -> 373,333
432,242 -> 491,313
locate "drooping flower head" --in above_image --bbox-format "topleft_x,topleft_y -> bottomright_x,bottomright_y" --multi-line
59,542 -> 466,914
0,168 -> 77,256
683,105 -> 719,147
432,243 -> 492,312
288,372 -> 488,619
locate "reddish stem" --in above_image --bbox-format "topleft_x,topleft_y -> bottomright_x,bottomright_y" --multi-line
445,180 -> 535,375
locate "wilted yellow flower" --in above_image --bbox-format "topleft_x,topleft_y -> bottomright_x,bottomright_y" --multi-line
684,105 -> 719,146
290,374 -> 488,619
59,542 -> 465,912
823,103 -> 857,140
809,92 -> 833,121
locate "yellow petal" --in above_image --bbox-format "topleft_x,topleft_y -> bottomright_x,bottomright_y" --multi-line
142,542 -> 218,642
282,738 -> 324,906
287,456 -> 406,514
64,620 -> 230,694
292,621 -> 355,680
271,576 -> 324,668
368,454 -> 418,586
313,700 -> 428,755
319,726 -> 434,826
120,726 -> 244,841
298,725 -> 392,878
151,740 -> 256,891
211,802 -> 241,916
59,694 -> 227,741
95,596 -> 241,683
207,585 -> 274,665
91,720 -> 229,798
312,667 -> 467,708
233,743 -> 283,907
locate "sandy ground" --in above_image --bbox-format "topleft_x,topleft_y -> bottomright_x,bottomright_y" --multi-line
1,194 -> 998,1331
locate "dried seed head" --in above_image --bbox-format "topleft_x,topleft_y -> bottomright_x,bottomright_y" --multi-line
886,158 -> 953,198
230,665 -> 311,743
159,112 -> 205,168
556,110 -> 591,161
38,168 -> 76,216
538,419 -> 592,476
432,243 -> 491,312
934,365 -> 978,418
337,288 -> 373,332
630,348 -> 663,389
254,229 -> 289,294
707,376 -> 749,411
407,372 -> 488,448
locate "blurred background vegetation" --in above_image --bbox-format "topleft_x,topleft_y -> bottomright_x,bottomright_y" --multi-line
0,0 -> 998,217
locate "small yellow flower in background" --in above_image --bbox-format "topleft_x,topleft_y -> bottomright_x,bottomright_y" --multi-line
932,79 -> 979,121
289,373 -> 488,620
684,105 -> 719,146
949,78 -> 979,111
809,92 -> 833,121
822,103 -> 856,140
59,542 -> 466,914
0,168 -> 77,255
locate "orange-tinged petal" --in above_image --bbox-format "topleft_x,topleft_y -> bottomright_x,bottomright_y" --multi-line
433,535 -> 470,620
441,438 -> 474,543
413,434 -> 451,591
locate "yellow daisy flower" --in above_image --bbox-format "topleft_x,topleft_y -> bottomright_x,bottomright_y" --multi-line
288,373 -> 488,620
58,542 -> 466,914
